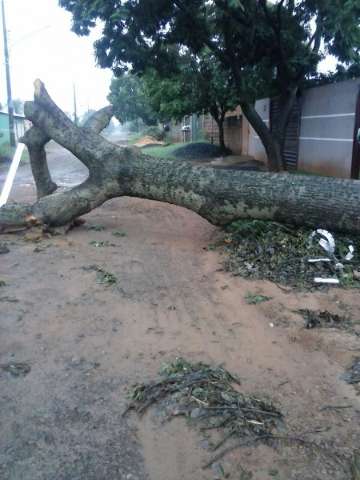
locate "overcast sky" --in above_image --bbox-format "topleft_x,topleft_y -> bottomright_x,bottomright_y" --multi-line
0,0 -> 336,118
0,0 -> 112,116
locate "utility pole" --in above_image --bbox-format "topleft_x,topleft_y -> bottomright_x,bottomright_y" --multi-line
73,83 -> 78,126
1,0 -> 15,147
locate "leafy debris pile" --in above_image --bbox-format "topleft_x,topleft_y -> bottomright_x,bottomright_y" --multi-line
124,358 -> 282,459
223,220 -> 360,288
298,309 -> 354,331
341,358 -> 360,385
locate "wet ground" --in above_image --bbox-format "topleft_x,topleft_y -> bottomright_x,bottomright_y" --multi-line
0,143 -> 359,480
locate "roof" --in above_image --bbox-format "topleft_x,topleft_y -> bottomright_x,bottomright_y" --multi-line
0,110 -> 25,120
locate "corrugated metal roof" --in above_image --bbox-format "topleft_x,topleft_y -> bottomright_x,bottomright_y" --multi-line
0,110 -> 25,119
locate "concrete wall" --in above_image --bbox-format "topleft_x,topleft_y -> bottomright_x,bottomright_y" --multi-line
298,78 -> 359,178
201,108 -> 244,154
248,98 -> 270,162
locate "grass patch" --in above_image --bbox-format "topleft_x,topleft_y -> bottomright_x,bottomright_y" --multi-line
142,142 -> 183,159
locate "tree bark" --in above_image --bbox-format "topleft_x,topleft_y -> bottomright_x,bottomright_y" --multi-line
216,114 -> 226,152
210,108 -> 226,152
240,101 -> 283,172
1,80 -> 360,235
20,105 -> 113,199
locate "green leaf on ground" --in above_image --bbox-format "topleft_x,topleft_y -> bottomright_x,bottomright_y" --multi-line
245,292 -> 272,304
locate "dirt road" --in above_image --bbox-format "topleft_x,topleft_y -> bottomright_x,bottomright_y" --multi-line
1,144 -> 359,480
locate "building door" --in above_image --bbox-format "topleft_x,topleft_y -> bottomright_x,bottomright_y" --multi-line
351,87 -> 360,179
270,97 -> 301,170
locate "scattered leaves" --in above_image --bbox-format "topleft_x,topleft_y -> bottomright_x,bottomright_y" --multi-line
0,243 -> 9,254
86,224 -> 105,231
95,267 -> 117,285
89,240 -> 115,247
83,264 -> 117,285
245,292 -> 272,305
112,230 -> 127,237
0,362 -> 31,377
297,309 -> 353,330
223,220 -> 360,289
125,358 -> 282,463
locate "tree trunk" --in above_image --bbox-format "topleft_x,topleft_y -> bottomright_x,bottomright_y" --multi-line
210,108 -> 226,152
20,106 -> 113,199
240,101 -> 282,172
1,80 -> 360,235
240,89 -> 298,172
217,117 -> 226,152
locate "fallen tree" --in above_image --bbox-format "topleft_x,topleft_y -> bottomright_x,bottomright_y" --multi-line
1,80 -> 360,234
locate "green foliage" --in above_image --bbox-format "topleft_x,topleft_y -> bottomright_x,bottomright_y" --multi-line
225,220 -> 360,289
95,267 -> 117,285
141,142 -> 183,159
59,0 -> 360,164
59,0 -> 360,99
142,125 -> 165,141
89,240 -> 114,247
86,224 -> 105,231
112,230 -> 127,237
245,293 -> 272,304
108,74 -> 159,126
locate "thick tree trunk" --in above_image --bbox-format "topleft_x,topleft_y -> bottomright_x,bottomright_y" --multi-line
1,80 -> 360,234
240,89 -> 298,172
20,105 -> 113,199
216,115 -> 226,152
240,102 -> 282,172
210,108 -> 227,152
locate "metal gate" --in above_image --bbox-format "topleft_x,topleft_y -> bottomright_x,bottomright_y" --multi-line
270,97 -> 301,170
351,86 -> 360,179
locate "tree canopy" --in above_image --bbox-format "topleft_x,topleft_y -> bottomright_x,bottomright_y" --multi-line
59,0 -> 360,170
143,52 -> 240,148
108,73 -> 159,125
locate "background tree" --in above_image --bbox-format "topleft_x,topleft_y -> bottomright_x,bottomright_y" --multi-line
13,99 -> 24,115
80,109 -> 96,125
59,0 -> 360,171
108,73 -> 159,126
144,52 -> 240,150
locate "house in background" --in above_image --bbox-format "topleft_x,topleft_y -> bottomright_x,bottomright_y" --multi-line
248,78 -> 360,178
0,110 -> 28,145
181,77 -> 360,179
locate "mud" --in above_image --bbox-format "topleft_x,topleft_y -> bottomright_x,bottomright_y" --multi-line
0,144 -> 359,479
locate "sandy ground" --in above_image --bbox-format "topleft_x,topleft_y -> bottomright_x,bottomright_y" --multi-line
0,144 -> 359,480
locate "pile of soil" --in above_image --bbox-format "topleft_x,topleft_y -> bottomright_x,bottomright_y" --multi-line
134,135 -> 165,148
222,219 -> 360,289
173,142 -> 229,159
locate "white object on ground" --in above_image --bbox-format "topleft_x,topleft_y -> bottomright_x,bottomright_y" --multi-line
314,277 -> 340,285
344,245 -> 355,261
0,143 -> 25,208
308,258 -> 331,263
316,229 -> 336,255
